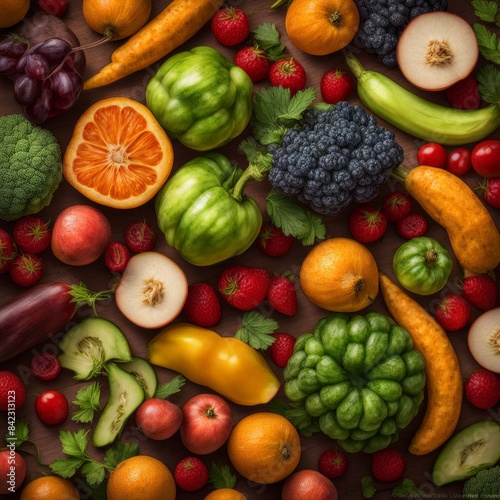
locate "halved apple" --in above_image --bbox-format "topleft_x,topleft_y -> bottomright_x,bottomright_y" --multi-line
396,11 -> 479,91
467,307 -> 500,373
115,251 -> 188,329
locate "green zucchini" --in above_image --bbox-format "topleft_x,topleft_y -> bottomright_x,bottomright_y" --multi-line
346,54 -> 500,146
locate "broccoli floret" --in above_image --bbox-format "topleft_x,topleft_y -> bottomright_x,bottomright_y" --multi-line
463,466 -> 500,498
268,101 -> 403,215
0,114 -> 62,221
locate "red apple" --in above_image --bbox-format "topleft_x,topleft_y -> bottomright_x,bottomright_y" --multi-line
0,450 -> 26,495
180,393 -> 233,455
281,469 -> 338,500
135,398 -> 183,440
51,204 -> 112,266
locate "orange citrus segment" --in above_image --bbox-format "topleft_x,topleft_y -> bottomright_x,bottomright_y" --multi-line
63,97 -> 173,209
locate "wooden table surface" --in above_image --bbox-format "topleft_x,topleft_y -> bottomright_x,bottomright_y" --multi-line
1,1 -> 499,499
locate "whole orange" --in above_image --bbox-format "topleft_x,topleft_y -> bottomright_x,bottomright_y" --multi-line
106,455 -> 176,500
227,412 -> 301,484
0,0 -> 29,28
299,237 -> 379,312
204,488 -> 248,499
20,476 -> 79,499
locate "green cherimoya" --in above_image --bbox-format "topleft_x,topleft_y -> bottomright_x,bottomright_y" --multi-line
283,311 -> 426,453
0,114 -> 62,221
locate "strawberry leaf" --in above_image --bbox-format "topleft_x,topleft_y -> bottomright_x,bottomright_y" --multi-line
476,64 -> 500,103
252,22 -> 286,61
234,311 -> 278,349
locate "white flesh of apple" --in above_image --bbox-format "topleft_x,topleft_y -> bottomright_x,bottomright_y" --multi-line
396,12 -> 479,91
467,307 -> 500,373
115,251 -> 188,329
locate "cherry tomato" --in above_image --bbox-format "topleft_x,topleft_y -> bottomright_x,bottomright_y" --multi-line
446,147 -> 472,176
35,390 -> 69,425
417,143 -> 447,168
38,0 -> 69,17
471,140 -> 500,178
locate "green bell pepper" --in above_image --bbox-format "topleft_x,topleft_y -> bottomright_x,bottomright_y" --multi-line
145,46 -> 254,151
155,152 -> 262,266
392,236 -> 453,295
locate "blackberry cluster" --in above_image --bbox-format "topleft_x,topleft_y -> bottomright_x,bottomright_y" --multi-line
354,0 -> 448,67
268,102 -> 404,215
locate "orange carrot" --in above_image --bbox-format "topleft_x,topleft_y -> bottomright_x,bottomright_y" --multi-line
83,0 -> 225,90
379,272 -> 463,456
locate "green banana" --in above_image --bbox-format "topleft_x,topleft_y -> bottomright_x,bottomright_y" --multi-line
346,53 -> 500,146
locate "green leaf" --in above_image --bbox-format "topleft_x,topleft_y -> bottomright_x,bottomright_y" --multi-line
208,462 -> 238,490
154,375 -> 186,400
476,64 -> 500,103
361,474 -> 377,499
78,480 -> 108,500
81,460 -> 107,486
253,23 -> 286,61
103,440 -> 140,470
473,23 -> 500,64
72,381 -> 101,423
472,0 -> 499,23
59,429 -> 89,459
268,398 -> 320,437
266,189 -> 325,245
49,457 -> 86,478
234,311 -> 278,350
5,420 -> 30,446
392,478 -> 423,498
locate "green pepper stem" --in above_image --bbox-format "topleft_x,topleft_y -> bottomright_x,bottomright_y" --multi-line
231,154 -> 273,202
390,164 -> 410,184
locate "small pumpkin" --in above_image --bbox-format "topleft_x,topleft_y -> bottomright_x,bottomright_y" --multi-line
285,0 -> 360,56
82,0 -> 152,41
299,237 -> 379,312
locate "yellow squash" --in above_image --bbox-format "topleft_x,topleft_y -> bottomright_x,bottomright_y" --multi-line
148,323 -> 280,406
379,273 -> 463,455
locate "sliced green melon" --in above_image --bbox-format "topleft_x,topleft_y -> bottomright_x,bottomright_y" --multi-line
432,420 -> 500,486
119,356 -> 158,399
59,317 -> 132,380
93,362 -> 145,448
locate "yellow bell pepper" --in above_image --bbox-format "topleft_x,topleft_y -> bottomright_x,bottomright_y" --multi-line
148,323 -> 280,406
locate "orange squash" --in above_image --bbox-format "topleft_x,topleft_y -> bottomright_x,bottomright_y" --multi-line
285,0 -> 360,56
299,237 -> 379,312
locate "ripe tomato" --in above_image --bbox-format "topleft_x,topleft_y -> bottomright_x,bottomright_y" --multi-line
35,390 -> 69,425
417,143 -> 447,168
471,140 -> 500,178
446,147 -> 472,176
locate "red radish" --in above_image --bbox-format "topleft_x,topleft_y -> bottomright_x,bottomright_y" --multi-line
0,282 -> 112,364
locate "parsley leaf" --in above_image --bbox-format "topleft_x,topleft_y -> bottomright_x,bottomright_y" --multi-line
253,23 -> 286,61
361,474 -> 377,499
72,381 -> 101,423
477,64 -> 500,103
49,457 -> 87,478
154,375 -> 186,399
60,429 -> 89,459
234,311 -> 278,349
81,461 -> 107,486
392,478 -> 423,498
269,398 -> 321,437
473,23 -> 500,64
472,0 -> 500,24
208,462 -> 238,490
5,420 -> 29,446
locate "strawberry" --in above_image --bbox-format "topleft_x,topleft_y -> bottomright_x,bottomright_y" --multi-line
396,213 -> 428,239
478,177 -> 500,210
269,57 -> 307,96
381,191 -> 412,223
268,332 -> 296,368
433,293 -> 472,331
0,228 -> 16,274
371,448 -> 405,482
464,369 -> 500,410
104,241 -> 131,273
13,215 -> 51,254
31,352 -> 61,381
183,282 -> 222,327
462,274 -> 498,311
348,204 -> 387,243
0,371 -> 27,411
267,273 -> 297,316
9,253 -> 43,287
211,7 -> 250,47
174,456 -> 209,492
445,74 -> 481,110
234,46 -> 270,83
320,69 -> 353,104
218,265 -> 270,311
318,447 -> 348,479
124,220 -> 156,253
257,223 -> 293,257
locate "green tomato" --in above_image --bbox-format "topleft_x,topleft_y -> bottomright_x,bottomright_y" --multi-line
393,236 -> 453,295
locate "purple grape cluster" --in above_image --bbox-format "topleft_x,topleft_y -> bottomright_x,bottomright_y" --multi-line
0,35 -> 83,123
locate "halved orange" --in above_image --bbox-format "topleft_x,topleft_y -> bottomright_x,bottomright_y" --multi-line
63,97 -> 174,209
